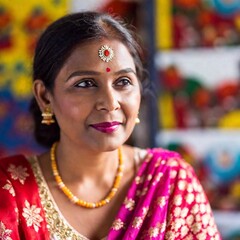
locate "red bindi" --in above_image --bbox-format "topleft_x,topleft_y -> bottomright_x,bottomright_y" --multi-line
106,67 -> 111,72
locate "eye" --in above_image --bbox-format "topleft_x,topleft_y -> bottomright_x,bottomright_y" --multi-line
74,79 -> 96,88
115,77 -> 132,87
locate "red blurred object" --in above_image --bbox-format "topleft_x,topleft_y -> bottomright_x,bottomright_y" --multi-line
216,82 -> 239,102
25,12 -> 50,32
0,10 -> 13,50
24,10 -> 51,55
101,0 -> 139,26
197,10 -> 215,27
193,88 -> 211,109
173,96 -> 188,128
161,65 -> 184,91
175,0 -> 200,9
0,11 -> 11,28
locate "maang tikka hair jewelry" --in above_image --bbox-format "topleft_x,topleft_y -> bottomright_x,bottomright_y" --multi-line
41,106 -> 55,125
98,45 -> 114,62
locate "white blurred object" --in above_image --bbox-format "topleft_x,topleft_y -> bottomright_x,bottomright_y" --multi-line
70,0 -> 112,12
214,210 -> 240,238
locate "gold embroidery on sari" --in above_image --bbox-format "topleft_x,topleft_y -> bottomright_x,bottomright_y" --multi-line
2,180 -> 15,196
148,222 -> 165,238
123,197 -> 135,211
142,206 -> 149,216
148,226 -> 159,237
156,196 -> 167,207
153,172 -> 163,185
7,164 -> 29,184
28,156 -> 97,240
132,217 -> 143,229
165,163 -> 220,239
0,221 -> 12,240
112,218 -> 124,230
22,200 -> 43,232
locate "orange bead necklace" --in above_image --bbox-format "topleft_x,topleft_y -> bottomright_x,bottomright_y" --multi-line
50,142 -> 123,208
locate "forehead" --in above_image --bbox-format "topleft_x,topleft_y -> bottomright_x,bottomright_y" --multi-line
63,39 -> 136,71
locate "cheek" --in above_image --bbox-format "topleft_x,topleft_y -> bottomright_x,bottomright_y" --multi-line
132,89 -> 141,107
124,92 -> 141,117
52,97 -> 90,121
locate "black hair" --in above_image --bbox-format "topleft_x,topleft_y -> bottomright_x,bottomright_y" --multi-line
29,11 -> 148,148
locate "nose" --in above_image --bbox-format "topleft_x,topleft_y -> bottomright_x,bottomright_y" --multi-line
96,87 -> 120,112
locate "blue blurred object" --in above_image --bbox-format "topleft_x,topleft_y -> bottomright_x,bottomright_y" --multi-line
205,143 -> 240,184
212,0 -> 240,15
228,230 -> 240,240
0,88 -> 43,157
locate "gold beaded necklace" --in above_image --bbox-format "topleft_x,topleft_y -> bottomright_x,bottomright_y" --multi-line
50,142 -> 123,208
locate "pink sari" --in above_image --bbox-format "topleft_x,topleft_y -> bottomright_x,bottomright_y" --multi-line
0,148 -> 221,239
108,148 -> 221,239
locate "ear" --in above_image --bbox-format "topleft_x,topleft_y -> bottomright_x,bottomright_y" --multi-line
33,80 -> 52,112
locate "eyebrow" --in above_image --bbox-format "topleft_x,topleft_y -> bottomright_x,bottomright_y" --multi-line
66,71 -> 100,81
115,68 -> 136,76
66,68 -> 136,81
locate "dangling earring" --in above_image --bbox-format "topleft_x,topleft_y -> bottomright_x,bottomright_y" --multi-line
135,116 -> 140,124
41,106 -> 55,125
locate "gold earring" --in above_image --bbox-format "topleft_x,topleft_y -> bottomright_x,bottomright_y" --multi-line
135,117 -> 140,124
41,106 -> 55,125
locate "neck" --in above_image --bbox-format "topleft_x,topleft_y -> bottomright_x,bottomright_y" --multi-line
50,141 -> 124,208
54,140 -> 119,182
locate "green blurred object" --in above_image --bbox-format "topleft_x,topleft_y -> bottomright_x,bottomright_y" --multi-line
183,77 -> 203,97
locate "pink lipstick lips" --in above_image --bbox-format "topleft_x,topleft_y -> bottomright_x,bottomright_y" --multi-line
90,121 -> 120,133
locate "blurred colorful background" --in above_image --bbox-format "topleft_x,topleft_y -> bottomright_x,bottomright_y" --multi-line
0,0 -> 68,156
1,0 -> 240,238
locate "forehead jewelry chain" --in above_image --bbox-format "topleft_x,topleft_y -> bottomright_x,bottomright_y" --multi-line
50,142 -> 123,208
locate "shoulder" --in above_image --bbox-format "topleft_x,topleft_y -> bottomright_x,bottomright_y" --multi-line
0,154 -> 41,202
136,147 -> 197,183
0,155 -> 34,182
141,147 -> 192,171
0,154 -> 29,169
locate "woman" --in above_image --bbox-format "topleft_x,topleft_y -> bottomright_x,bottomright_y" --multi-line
0,12 -> 221,239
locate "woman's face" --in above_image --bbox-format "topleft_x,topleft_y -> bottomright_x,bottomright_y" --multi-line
49,39 -> 141,151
